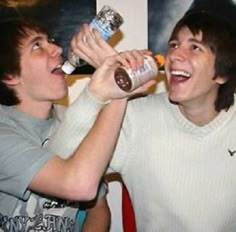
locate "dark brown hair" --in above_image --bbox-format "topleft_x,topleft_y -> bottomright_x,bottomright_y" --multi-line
170,12 -> 236,111
0,18 -> 48,105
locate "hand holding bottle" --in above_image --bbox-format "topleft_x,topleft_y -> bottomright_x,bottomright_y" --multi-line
114,52 -> 165,91
70,24 -> 118,69
88,50 -> 157,103
62,5 -> 123,74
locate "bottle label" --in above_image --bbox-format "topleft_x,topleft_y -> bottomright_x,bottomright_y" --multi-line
127,56 -> 158,90
90,18 -> 114,41
114,56 -> 158,91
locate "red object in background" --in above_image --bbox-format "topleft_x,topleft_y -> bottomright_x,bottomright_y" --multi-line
122,184 -> 136,232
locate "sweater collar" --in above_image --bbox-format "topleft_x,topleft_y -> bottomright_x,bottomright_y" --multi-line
166,95 -> 236,137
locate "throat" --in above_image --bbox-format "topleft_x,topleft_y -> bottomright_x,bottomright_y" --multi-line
15,102 -> 53,119
179,105 -> 219,126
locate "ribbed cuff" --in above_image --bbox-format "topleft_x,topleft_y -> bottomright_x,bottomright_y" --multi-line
85,84 -> 111,105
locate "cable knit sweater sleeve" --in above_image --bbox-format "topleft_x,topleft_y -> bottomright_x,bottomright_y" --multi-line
48,85 -> 109,158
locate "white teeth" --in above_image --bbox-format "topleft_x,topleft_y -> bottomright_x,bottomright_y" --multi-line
171,70 -> 191,78
55,64 -> 62,69
51,64 -> 63,73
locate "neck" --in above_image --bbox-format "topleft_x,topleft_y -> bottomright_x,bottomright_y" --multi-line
15,100 -> 53,120
178,103 -> 219,126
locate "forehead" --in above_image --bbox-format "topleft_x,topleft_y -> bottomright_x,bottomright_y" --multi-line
170,26 -> 205,46
18,28 -> 47,47
174,26 -> 203,40
13,20 -> 48,45
20,25 -> 47,38
20,28 -> 46,40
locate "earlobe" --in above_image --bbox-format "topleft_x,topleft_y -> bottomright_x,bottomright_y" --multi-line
2,74 -> 20,86
217,76 -> 227,85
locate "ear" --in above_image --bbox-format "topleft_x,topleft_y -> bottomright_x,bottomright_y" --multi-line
216,76 -> 227,85
2,74 -> 20,86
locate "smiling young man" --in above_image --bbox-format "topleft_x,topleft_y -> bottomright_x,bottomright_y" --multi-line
49,10 -> 236,231
166,16 -> 230,126
0,18 -> 153,232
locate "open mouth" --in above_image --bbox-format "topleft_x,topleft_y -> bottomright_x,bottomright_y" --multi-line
51,64 -> 65,75
171,70 -> 191,82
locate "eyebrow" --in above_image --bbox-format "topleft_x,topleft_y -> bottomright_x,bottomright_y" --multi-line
25,34 -> 47,47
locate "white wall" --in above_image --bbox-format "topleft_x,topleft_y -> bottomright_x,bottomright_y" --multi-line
97,0 -> 148,51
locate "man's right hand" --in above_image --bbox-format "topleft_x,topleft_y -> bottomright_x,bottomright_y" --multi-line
88,50 -> 157,103
70,24 -> 118,68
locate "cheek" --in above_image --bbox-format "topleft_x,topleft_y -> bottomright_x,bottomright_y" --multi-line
164,60 -> 171,78
203,55 -> 216,77
200,63 -> 215,81
192,57 -> 213,77
21,61 -> 39,77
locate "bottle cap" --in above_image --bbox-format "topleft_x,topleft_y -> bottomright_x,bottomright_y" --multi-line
61,61 -> 76,74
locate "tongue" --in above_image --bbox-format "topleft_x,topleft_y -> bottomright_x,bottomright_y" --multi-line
172,75 -> 189,82
52,67 -> 65,75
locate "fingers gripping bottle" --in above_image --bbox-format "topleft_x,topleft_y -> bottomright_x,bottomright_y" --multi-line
114,54 -> 165,92
61,5 -> 124,74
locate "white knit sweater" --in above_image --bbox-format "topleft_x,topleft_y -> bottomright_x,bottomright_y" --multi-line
49,89 -> 236,232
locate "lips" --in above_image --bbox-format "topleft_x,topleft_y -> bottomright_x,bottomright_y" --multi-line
51,64 -> 65,75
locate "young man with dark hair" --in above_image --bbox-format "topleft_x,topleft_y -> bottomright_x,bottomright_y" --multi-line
0,18 -> 152,231
50,10 -> 236,231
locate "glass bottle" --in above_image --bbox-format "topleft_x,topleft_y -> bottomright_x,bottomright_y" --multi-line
61,5 -> 124,74
114,54 -> 165,92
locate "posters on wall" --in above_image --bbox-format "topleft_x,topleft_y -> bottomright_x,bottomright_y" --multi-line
0,0 -> 96,73
148,0 -> 193,55
148,0 -> 236,55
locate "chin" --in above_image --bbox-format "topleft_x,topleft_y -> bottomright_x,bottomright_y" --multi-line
56,90 -> 68,100
169,92 -> 178,101
168,92 -> 185,105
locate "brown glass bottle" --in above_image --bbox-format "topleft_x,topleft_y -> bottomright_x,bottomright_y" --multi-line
114,54 -> 165,92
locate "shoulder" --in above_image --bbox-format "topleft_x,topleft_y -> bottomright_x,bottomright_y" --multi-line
53,104 -> 67,121
0,105 -> 18,126
127,92 -> 169,111
123,92 -> 171,126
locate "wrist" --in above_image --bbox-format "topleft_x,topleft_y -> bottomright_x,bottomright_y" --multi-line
86,84 -> 111,104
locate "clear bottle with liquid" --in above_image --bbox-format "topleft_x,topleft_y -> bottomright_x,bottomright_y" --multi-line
114,54 -> 165,92
61,5 -> 124,74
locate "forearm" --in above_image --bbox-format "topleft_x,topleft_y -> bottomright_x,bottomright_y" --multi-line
81,197 -> 111,232
65,98 -> 127,199
37,51 -> 150,200
48,87 -> 107,158
43,94 -> 127,200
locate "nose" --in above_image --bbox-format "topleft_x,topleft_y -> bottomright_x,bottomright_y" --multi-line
167,46 -> 186,63
49,43 -> 63,57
